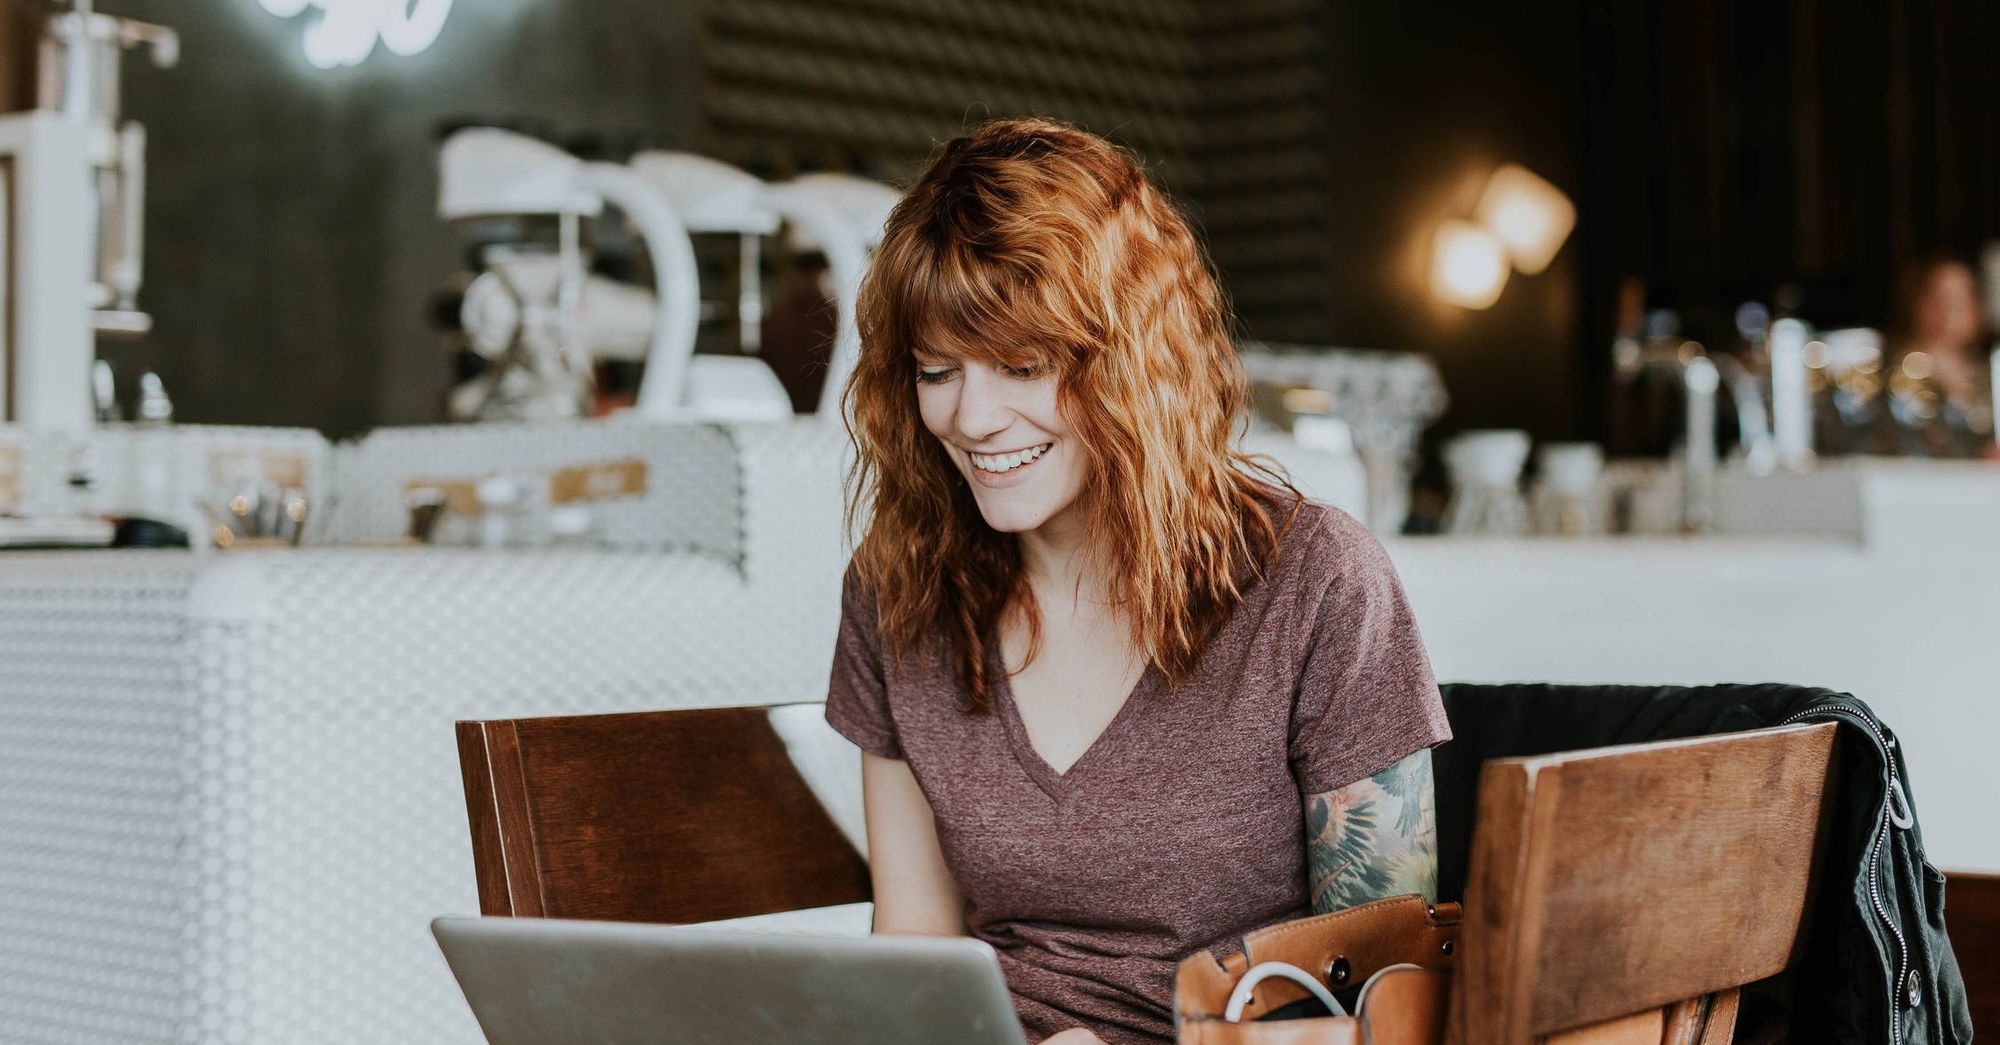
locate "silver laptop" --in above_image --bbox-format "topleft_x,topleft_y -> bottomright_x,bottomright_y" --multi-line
431,915 -> 1028,1045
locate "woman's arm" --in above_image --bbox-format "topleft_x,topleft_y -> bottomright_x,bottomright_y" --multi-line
1304,748 -> 1438,913
860,752 -> 968,936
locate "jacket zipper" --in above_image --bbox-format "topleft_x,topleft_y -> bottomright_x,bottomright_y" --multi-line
1779,702 -> 1909,1045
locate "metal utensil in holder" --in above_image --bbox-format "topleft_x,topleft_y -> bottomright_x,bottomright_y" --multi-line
198,450 -> 310,548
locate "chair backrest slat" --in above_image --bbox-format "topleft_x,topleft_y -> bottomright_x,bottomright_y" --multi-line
457,719 -> 548,917
455,704 -> 871,924
1449,721 -> 1840,1044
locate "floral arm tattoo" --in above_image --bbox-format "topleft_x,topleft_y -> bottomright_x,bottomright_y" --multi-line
1305,748 -> 1438,913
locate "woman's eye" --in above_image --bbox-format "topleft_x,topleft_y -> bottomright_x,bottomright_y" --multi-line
915,367 -> 958,385
1002,364 -> 1044,379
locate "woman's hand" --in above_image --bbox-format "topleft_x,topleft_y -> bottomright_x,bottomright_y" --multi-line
1042,1029 -> 1108,1044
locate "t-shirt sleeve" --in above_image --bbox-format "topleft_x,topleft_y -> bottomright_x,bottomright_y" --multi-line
1288,510 -> 1451,795
823,562 -> 904,759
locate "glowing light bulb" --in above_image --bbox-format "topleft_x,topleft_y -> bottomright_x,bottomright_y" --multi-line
1430,219 -> 1508,310
1475,164 -> 1575,276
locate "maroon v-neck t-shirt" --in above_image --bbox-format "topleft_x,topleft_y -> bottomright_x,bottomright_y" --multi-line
824,500 -> 1449,1044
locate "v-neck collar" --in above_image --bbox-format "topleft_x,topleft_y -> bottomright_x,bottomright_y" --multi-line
991,648 -> 1159,803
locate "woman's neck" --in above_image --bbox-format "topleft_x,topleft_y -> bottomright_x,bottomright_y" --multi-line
1017,518 -> 1110,615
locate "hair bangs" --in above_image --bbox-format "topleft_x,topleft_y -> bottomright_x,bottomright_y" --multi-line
873,214 -> 1082,376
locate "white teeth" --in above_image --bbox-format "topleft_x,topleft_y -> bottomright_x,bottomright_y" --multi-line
971,443 -> 1051,473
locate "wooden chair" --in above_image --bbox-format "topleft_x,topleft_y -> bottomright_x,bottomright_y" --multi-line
1946,871 -> 1999,1039
1447,721 -> 1841,1045
454,703 -> 869,924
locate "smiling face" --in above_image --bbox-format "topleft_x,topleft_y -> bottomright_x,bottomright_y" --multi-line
845,118 -> 1266,714
913,352 -> 1090,541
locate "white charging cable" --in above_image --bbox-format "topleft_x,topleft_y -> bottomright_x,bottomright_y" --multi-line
1223,961 -> 1348,1022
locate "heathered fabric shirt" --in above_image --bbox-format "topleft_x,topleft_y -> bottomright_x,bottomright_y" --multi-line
824,499 -> 1449,1045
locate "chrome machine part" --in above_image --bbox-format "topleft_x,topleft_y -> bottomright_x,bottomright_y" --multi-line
459,253 -> 661,365
37,0 -> 178,322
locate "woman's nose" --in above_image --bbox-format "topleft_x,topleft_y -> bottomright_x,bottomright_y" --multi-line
954,364 -> 1013,441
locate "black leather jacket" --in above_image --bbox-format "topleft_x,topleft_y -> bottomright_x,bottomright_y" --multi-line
1433,682 -> 1972,1045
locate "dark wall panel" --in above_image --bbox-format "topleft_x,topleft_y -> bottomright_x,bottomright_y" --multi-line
1315,3 -> 1586,439
100,0 -> 1587,440
1577,0 -> 2000,439
113,0 -> 703,435
1191,0 -> 1336,343
67,1 -> 1998,444
701,0 -> 1589,438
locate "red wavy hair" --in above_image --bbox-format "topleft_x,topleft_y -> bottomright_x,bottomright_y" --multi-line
843,117 -> 1299,711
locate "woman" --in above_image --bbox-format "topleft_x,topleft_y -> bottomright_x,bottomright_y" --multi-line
824,118 -> 1450,1045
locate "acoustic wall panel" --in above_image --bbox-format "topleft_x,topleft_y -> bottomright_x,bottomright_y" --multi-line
699,0 -> 1336,340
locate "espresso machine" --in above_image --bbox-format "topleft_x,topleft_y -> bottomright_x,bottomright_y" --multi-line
0,0 -> 176,431
627,153 -> 898,423
437,127 -> 901,424
435,126 -> 702,421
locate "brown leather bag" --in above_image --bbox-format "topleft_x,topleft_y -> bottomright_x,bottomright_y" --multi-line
1174,894 -> 1458,1045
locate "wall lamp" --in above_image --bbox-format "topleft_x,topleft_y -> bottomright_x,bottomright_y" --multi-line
1430,164 -> 1575,309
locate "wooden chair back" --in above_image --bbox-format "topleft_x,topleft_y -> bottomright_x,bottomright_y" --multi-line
454,704 -> 870,924
1448,721 -> 1841,1045
1947,871 -> 2000,1039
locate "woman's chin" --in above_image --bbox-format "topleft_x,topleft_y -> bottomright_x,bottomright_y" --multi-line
971,491 -> 1091,543
972,499 -> 1050,534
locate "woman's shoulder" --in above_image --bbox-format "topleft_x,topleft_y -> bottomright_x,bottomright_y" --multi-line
1243,494 -> 1404,618
1268,493 -> 1383,573
837,557 -> 885,631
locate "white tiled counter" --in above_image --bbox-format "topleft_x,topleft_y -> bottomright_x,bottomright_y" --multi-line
0,418 -> 1369,1044
0,423 -> 853,1045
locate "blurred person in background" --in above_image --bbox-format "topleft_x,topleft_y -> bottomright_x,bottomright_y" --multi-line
1883,253 -> 1997,458
760,250 -> 838,414
826,119 -> 1448,1044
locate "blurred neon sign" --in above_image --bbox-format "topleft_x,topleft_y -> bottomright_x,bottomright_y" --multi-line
256,0 -> 454,69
